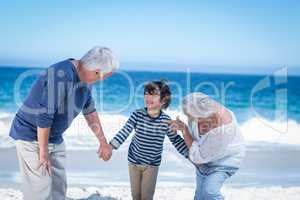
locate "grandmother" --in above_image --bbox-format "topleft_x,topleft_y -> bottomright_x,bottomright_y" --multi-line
168,92 -> 245,200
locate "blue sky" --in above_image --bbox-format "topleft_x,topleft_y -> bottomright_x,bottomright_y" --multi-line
0,0 -> 299,73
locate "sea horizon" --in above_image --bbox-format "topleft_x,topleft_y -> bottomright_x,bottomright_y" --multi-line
1,64 -> 299,76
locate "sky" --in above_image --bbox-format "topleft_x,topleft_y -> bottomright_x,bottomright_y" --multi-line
0,0 -> 299,74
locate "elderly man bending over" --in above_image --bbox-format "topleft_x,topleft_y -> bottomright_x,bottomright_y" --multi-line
9,46 -> 118,200
168,92 -> 245,200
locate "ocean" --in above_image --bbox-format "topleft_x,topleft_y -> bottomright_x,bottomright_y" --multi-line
0,66 -> 300,189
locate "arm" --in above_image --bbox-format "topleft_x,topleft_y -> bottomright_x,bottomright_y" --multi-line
167,116 -> 194,148
166,127 -> 189,158
109,111 -> 137,149
84,111 -> 107,143
168,117 -> 234,165
36,70 -> 66,175
84,111 -> 112,161
180,125 -> 194,148
189,128 -> 234,164
82,87 -> 112,161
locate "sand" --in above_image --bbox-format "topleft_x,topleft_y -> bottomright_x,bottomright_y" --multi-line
1,186 -> 300,200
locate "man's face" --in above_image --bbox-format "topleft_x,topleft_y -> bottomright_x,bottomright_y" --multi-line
82,68 -> 113,84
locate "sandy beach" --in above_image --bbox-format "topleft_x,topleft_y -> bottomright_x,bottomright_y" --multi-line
1,146 -> 300,199
1,186 -> 300,200
1,0 -> 300,198
1,113 -> 300,199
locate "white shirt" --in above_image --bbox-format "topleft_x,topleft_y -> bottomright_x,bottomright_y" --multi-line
188,110 -> 245,168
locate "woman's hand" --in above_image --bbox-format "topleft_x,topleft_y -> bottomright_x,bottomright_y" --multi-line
167,116 -> 188,133
167,116 -> 194,148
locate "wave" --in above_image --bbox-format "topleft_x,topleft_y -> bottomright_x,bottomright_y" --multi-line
0,110 -> 300,150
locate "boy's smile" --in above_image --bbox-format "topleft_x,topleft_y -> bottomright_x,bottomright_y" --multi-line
144,93 -> 161,110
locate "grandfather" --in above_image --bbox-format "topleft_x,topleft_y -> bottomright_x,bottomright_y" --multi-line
9,46 -> 118,200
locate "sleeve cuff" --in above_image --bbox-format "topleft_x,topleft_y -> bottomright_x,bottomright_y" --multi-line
109,139 -> 121,150
189,141 -> 205,164
36,115 -> 54,128
83,108 -> 96,115
183,149 -> 189,159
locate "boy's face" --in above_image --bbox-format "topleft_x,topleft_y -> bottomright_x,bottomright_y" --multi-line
144,92 -> 162,110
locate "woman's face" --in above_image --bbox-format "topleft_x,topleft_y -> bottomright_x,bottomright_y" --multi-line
197,116 -> 216,135
188,114 -> 218,135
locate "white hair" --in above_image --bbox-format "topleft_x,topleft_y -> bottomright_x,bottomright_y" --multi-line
80,46 -> 119,72
182,92 -> 219,118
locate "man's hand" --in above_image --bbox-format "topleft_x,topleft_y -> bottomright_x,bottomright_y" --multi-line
37,127 -> 52,176
97,141 -> 113,161
167,116 -> 188,133
84,111 -> 113,161
38,150 -> 52,176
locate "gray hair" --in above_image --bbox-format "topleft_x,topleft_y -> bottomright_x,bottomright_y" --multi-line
182,92 -> 219,118
80,46 -> 119,72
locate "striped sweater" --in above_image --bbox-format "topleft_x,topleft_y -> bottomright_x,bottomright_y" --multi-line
110,108 -> 189,166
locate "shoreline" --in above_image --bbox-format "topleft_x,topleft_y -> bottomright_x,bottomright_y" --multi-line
1,147 -> 300,188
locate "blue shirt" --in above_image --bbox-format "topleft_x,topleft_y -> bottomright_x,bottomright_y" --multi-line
9,59 -> 96,144
110,108 -> 189,166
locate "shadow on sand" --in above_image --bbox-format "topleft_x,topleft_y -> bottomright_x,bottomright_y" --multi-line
67,193 -> 118,200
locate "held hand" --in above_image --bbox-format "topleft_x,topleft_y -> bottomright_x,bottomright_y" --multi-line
167,116 -> 187,133
101,144 -> 113,161
38,150 -> 52,176
97,142 -> 113,161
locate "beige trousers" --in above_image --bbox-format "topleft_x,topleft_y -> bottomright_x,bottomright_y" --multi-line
16,140 -> 67,200
128,162 -> 159,200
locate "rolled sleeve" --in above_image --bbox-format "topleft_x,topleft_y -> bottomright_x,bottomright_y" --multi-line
189,141 -> 206,164
36,113 -> 54,128
36,80 -> 56,128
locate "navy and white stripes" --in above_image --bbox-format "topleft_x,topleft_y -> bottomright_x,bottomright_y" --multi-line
110,108 -> 189,166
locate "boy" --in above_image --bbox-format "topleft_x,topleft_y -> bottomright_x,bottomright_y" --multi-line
109,80 -> 189,200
